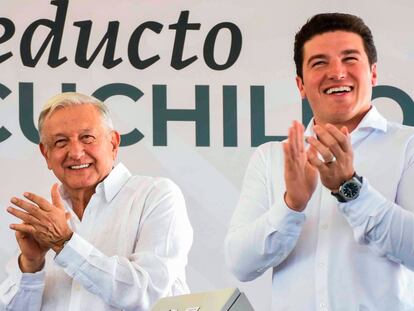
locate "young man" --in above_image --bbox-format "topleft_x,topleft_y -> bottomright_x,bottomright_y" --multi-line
1,93 -> 193,311
225,13 -> 414,310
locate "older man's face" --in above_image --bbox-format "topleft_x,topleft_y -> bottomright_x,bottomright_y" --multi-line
39,104 -> 120,195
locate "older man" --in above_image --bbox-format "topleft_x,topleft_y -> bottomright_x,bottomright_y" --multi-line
1,92 -> 193,311
225,13 -> 414,310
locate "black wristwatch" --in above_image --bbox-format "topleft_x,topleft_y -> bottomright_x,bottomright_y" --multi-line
331,173 -> 363,203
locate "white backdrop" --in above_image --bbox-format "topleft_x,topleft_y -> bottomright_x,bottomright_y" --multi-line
1,1 -> 414,309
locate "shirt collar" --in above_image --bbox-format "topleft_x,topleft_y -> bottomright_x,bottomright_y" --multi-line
354,105 -> 387,133
59,163 -> 131,203
98,162 -> 132,203
58,163 -> 131,208
304,105 -> 388,137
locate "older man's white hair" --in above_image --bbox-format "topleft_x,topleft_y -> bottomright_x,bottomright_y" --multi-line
38,92 -> 114,143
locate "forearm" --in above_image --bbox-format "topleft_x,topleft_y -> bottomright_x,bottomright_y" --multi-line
0,255 -> 45,311
225,204 -> 305,281
339,179 -> 414,270
19,254 -> 45,273
225,142 -> 307,280
55,232 -> 187,311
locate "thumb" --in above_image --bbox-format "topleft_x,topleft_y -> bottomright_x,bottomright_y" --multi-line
51,183 -> 64,209
306,144 -> 318,161
65,212 -> 71,221
341,126 -> 349,137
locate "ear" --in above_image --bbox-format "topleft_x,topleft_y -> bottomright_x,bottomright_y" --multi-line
370,63 -> 378,86
39,143 -> 52,170
110,130 -> 121,160
296,76 -> 306,99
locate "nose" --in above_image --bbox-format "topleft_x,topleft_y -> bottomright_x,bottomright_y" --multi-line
68,140 -> 85,160
327,59 -> 346,80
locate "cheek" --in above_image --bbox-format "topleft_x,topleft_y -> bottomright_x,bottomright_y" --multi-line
47,150 -> 66,166
302,75 -> 321,96
88,144 -> 114,162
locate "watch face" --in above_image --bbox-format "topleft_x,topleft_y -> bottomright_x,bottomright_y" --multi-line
342,182 -> 360,199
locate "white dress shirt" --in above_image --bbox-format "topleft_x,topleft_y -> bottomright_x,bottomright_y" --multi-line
0,163 -> 193,311
225,107 -> 414,310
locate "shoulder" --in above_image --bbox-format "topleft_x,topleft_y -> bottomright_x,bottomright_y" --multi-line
126,175 -> 183,198
249,141 -> 284,165
384,121 -> 414,150
254,140 -> 284,157
383,121 -> 414,164
385,121 -> 414,137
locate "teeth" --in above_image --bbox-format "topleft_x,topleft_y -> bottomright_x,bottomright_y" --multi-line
326,86 -> 352,94
70,164 -> 90,170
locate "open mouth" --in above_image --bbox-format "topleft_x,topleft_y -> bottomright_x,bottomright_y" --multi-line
69,164 -> 91,170
324,86 -> 353,95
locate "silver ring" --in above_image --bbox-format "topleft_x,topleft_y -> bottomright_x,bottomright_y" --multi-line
325,156 -> 336,164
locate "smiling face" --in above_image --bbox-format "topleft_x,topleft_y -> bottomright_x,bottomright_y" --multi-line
296,31 -> 377,130
39,104 -> 120,197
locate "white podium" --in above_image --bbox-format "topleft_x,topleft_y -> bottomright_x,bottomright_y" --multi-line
151,288 -> 255,311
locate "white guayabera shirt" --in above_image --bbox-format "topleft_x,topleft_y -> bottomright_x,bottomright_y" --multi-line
225,107 -> 414,311
0,163 -> 193,311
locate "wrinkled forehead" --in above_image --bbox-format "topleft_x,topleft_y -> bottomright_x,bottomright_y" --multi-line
42,105 -> 107,135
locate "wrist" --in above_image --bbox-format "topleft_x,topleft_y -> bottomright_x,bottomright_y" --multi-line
52,231 -> 73,254
331,172 -> 363,203
19,254 -> 45,273
330,171 -> 355,193
284,192 -> 306,212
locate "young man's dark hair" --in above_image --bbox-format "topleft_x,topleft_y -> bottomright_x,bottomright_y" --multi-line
294,13 -> 377,79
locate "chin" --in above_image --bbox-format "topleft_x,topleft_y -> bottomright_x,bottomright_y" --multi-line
65,179 -> 99,191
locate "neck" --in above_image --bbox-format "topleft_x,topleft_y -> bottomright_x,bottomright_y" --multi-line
315,105 -> 372,133
65,187 -> 95,220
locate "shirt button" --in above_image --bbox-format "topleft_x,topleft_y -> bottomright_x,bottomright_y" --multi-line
318,262 -> 325,268
321,224 -> 328,230
320,302 -> 328,310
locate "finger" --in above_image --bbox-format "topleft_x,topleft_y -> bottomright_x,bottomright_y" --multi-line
15,230 -> 30,239
307,145 -> 328,171
306,136 -> 335,163
283,141 -> 293,165
10,197 -> 43,219
295,121 -> 305,153
51,183 -> 64,210
292,121 -> 300,154
9,223 -> 36,235
23,192 -> 53,212
288,124 -> 298,157
313,125 -> 344,159
7,207 -> 42,225
325,124 -> 351,152
65,212 -> 71,221
283,141 -> 299,170
307,143 -> 318,160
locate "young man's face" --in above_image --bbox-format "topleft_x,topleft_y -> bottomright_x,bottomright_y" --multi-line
39,104 -> 120,195
296,30 -> 377,129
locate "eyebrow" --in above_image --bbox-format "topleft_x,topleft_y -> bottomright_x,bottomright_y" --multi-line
48,129 -> 95,139
48,134 -> 67,140
306,49 -> 362,66
341,49 -> 361,56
